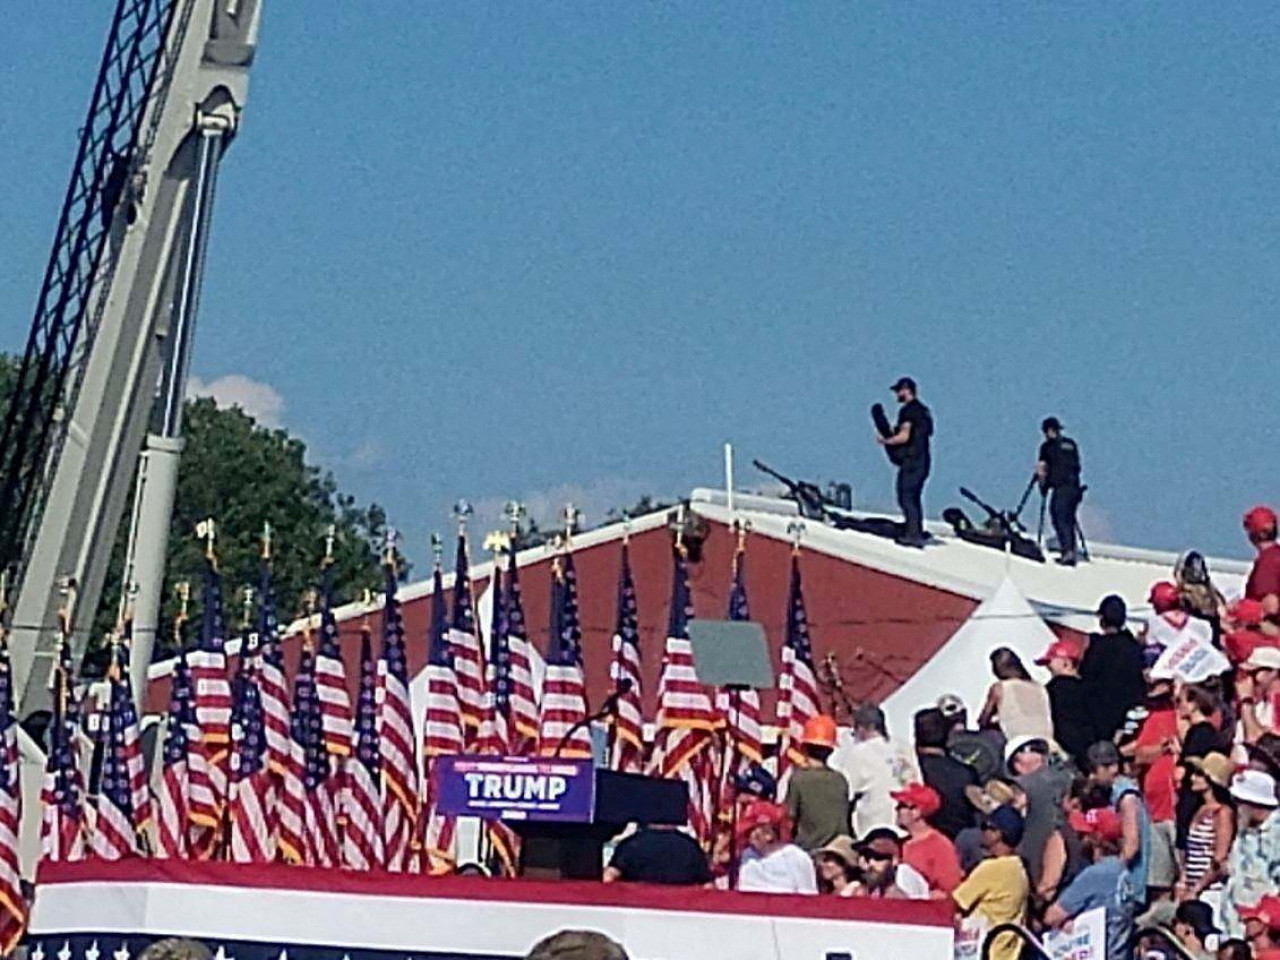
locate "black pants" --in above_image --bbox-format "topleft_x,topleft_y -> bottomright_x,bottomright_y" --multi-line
1049,484 -> 1081,557
896,459 -> 930,540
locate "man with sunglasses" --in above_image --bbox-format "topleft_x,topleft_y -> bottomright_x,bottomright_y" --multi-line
952,805 -> 1031,960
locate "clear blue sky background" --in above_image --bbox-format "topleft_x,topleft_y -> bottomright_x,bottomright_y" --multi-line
3,4 -> 1277,561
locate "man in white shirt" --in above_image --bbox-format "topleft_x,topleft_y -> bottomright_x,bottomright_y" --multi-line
831,703 -> 919,838
736,800 -> 818,895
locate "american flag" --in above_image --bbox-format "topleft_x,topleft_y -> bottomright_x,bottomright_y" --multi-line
376,560 -> 417,872
777,550 -> 819,776
279,641 -> 338,867
503,547 -> 539,750
717,543 -> 764,768
538,554 -> 591,758
112,625 -> 152,834
0,632 -> 28,952
154,647 -> 196,859
448,532 -> 486,746
478,563 -> 521,875
651,544 -> 718,843
314,562 -> 353,760
228,634 -> 276,864
89,646 -> 143,859
343,626 -> 384,870
257,558 -> 291,777
478,565 -> 511,757
40,637 -> 85,863
609,542 -> 644,773
188,556 -> 230,847
421,562 -> 461,873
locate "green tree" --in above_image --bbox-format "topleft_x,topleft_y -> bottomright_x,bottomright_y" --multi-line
84,396 -> 398,674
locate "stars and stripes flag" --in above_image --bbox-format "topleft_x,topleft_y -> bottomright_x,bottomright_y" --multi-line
89,646 -> 144,859
651,544 -> 719,843
716,541 -> 764,770
538,553 -> 591,758
228,632 -> 276,864
777,550 -> 820,776
40,637 -> 85,863
154,646 -> 196,859
421,562 -> 462,873
314,561 -> 353,761
279,641 -> 338,867
115,625 -> 152,833
0,630 -> 28,953
503,546 -> 540,750
448,531 -> 486,746
478,564 -> 512,757
477,562 -> 521,875
343,625 -> 384,870
376,559 -> 418,873
188,555 -> 230,849
256,557 -> 291,777
609,541 -> 644,773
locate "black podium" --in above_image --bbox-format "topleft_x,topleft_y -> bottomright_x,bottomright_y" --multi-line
513,770 -> 687,880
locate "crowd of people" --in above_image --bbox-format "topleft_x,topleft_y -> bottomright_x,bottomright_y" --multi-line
603,506 -> 1280,960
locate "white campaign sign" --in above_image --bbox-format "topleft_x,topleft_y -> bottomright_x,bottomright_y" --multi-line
1042,907 -> 1106,960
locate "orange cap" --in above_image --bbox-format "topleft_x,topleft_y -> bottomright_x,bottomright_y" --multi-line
800,714 -> 838,748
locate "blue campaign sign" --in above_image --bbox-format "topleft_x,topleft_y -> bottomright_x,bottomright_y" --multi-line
435,755 -> 596,822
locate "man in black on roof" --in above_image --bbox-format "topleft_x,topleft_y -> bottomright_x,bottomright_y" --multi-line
1036,416 -> 1083,566
877,376 -> 934,548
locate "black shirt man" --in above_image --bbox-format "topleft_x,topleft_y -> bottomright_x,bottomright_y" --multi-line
1037,417 -> 1082,566
879,377 -> 933,547
602,823 -> 712,885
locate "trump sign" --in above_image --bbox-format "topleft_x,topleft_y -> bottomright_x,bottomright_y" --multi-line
435,755 -> 596,822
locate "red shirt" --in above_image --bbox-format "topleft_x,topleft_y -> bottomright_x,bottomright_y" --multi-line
1247,543 -> 1280,602
1134,707 -> 1177,823
902,827 -> 963,894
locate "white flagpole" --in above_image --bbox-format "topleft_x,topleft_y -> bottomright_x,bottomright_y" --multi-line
724,442 -> 735,516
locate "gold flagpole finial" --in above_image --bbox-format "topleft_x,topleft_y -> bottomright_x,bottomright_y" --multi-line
452,500 -> 474,536
196,518 -> 217,562
323,524 -> 336,565
382,527 -> 399,570
241,586 -> 256,632
261,520 -> 273,561
430,532 -> 444,568
562,503 -> 580,544
174,581 -> 191,647
787,519 -> 805,553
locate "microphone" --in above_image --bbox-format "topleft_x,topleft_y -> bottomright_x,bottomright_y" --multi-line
553,678 -> 634,757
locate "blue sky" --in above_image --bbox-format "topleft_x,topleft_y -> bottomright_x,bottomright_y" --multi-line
3,4 -> 1278,562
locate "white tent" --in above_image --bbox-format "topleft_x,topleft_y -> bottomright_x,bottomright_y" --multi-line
882,575 -> 1058,742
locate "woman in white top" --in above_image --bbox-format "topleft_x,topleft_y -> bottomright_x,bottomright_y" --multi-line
737,801 -> 818,895
977,647 -> 1054,743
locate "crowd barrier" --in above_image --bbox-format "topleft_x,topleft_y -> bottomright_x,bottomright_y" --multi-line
29,860 -> 955,960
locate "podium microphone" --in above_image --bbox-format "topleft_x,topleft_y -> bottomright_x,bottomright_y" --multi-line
554,679 -> 633,758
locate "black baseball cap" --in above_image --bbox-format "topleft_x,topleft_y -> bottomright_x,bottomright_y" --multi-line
890,376 -> 917,392
1041,416 -> 1062,432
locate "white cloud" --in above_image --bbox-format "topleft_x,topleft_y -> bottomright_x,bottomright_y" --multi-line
343,438 -> 388,471
187,373 -> 285,428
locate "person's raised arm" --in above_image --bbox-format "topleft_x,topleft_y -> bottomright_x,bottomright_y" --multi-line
1119,794 -> 1141,865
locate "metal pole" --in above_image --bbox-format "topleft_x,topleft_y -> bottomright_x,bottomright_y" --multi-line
724,442 -> 735,516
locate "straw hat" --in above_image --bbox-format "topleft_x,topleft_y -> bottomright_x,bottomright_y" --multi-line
813,835 -> 859,869
965,779 -> 1018,815
1186,752 -> 1233,789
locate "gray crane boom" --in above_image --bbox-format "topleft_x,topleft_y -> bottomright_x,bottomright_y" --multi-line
10,0 -> 262,719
